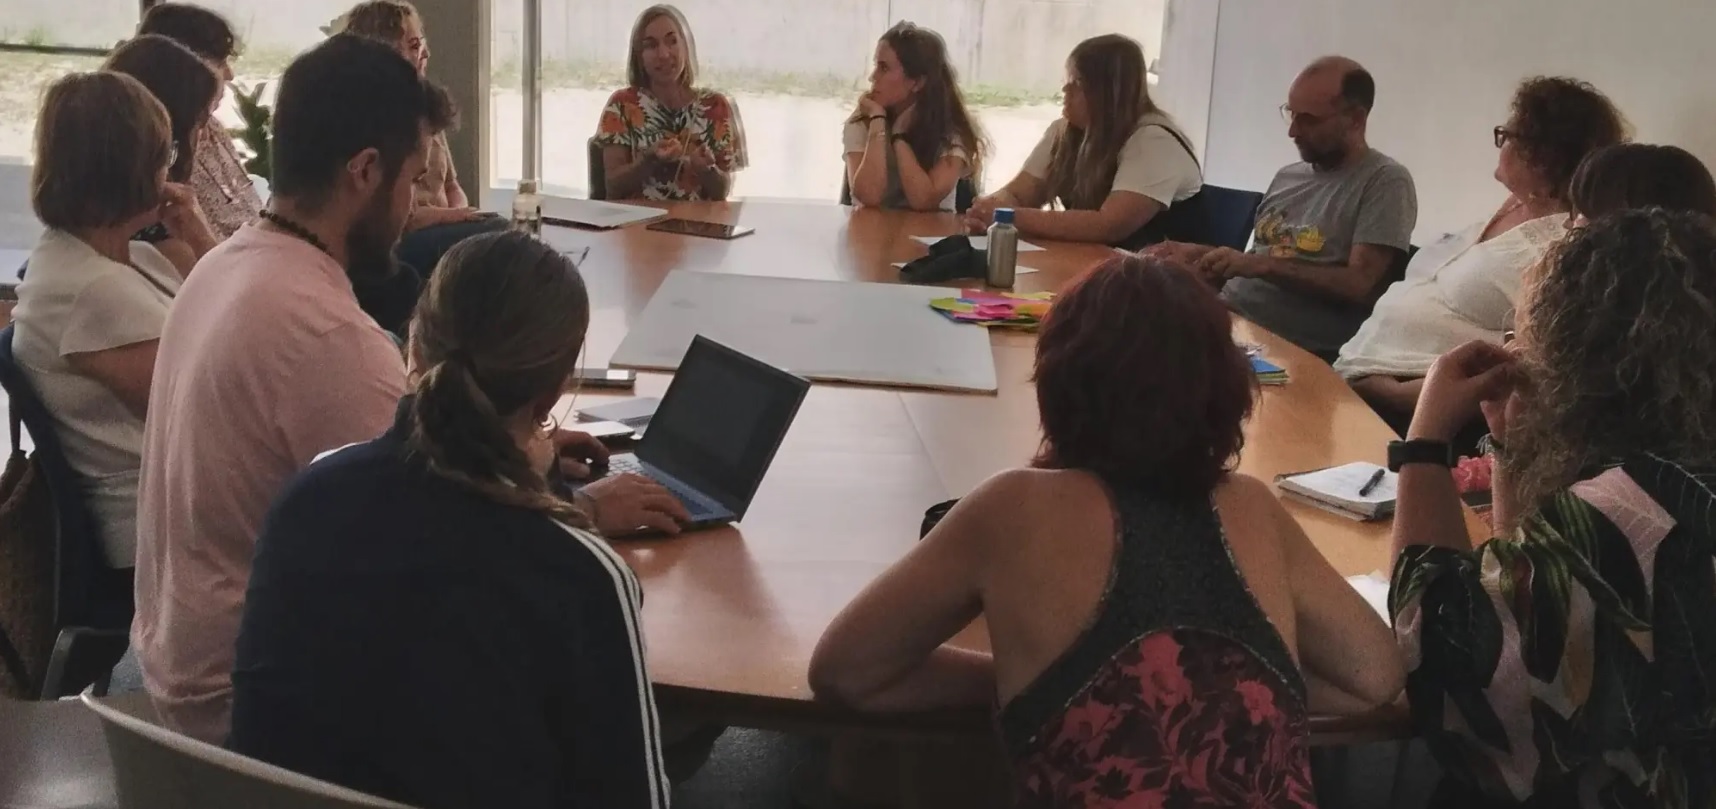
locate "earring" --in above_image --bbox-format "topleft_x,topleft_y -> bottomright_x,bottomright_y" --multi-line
537,415 -> 558,439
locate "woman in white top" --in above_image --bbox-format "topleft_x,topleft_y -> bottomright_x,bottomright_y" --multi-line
844,21 -> 986,212
965,34 -> 1201,246
1339,77 -> 1627,427
12,72 -> 212,569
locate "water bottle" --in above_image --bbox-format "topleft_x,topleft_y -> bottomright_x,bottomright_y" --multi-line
511,179 -> 542,236
986,208 -> 1018,288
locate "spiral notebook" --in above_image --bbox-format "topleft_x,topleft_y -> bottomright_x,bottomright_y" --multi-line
1276,462 -> 1396,521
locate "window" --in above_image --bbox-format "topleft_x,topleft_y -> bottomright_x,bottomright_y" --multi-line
0,1 -> 140,166
187,2 -> 356,155
492,0 -> 1168,203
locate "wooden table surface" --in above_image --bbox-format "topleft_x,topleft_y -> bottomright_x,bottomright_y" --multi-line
539,200 -> 1481,737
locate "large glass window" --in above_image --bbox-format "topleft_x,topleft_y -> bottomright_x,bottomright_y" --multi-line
0,0 -> 140,165
491,0 -> 1167,202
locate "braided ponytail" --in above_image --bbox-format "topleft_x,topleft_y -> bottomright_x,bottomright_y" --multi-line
404,231 -> 594,529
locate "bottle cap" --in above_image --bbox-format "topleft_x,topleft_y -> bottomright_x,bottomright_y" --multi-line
993,207 -> 1015,224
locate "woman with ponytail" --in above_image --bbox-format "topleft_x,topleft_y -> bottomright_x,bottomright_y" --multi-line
229,231 -> 685,809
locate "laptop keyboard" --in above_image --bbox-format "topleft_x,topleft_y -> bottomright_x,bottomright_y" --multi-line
607,456 -> 717,519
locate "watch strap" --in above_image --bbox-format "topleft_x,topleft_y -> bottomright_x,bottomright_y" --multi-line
1387,439 -> 1454,472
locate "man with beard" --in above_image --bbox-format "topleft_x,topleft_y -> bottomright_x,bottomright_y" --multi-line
1154,56 -> 1417,360
131,35 -> 686,744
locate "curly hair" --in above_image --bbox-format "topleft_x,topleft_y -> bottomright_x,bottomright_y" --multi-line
1032,254 -> 1256,500
1505,76 -> 1628,203
1505,208 -> 1716,521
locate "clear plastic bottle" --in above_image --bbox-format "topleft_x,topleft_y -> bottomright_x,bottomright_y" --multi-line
986,207 -> 1018,288
511,179 -> 542,236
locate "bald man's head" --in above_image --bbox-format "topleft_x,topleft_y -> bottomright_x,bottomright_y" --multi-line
1301,56 -> 1375,112
1284,55 -> 1375,168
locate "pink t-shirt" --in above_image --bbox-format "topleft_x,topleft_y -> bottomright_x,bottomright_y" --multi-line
132,224 -> 406,744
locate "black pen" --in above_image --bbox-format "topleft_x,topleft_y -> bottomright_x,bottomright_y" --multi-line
1358,467 -> 1387,497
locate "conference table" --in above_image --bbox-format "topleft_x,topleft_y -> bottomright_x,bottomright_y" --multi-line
537,200 -> 1485,751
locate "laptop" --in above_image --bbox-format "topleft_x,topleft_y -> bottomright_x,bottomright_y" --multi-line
565,336 -> 809,530
541,197 -> 668,230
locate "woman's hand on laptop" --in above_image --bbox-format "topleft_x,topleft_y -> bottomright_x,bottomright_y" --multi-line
552,429 -> 612,480
578,474 -> 691,536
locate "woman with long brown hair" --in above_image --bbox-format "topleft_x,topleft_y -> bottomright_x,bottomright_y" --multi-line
231,231 -> 682,808
137,1 -> 259,242
844,21 -> 985,211
812,254 -> 1402,806
967,34 -> 1201,246
102,33 -> 223,275
1392,208 -> 1716,807
594,4 -> 746,201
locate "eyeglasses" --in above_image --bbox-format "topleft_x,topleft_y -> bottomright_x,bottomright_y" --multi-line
1493,126 -> 1518,148
1280,103 -> 1335,128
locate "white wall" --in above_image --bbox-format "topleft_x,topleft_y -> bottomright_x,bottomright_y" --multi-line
1201,0 -> 1716,242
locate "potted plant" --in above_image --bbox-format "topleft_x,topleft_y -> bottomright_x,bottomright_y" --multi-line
229,81 -> 272,181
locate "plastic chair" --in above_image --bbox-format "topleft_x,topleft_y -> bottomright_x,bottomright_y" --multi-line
587,138 -> 607,201
82,692 -> 420,809
0,325 -> 132,698
1188,185 -> 1265,252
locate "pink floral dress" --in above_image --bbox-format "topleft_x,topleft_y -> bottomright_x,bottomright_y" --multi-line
998,487 -> 1317,807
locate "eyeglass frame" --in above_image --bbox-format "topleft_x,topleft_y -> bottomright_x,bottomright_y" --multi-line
1493,126 -> 1519,149
1279,102 -> 1351,129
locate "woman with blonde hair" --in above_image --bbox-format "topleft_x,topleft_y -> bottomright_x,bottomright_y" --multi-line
967,34 -> 1202,246
1393,208 -> 1716,807
594,4 -> 746,201
844,21 -> 986,212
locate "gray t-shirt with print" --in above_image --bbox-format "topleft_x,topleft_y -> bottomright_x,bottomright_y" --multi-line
1221,148 -> 1417,356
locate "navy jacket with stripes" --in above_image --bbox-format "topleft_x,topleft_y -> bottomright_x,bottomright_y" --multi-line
229,401 -> 670,809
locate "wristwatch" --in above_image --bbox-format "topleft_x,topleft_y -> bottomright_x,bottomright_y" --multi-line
1387,439 -> 1454,472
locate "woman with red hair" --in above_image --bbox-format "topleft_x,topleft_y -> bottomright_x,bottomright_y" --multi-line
811,254 -> 1402,805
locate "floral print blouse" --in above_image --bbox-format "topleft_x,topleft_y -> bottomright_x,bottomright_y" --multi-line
191,125 -> 262,241
1392,454 -> 1716,807
593,87 -> 746,201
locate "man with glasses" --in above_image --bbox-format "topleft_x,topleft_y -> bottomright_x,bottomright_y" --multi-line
1155,56 -> 1417,360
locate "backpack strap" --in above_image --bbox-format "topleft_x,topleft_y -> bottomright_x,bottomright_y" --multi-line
1143,122 -> 1203,172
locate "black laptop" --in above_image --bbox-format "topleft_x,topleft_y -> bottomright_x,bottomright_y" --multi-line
569,335 -> 809,529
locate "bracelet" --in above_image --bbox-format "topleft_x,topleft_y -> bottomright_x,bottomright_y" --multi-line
1477,433 -> 1505,457
864,115 -> 886,124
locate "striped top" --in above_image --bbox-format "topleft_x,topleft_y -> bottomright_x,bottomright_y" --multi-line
228,399 -> 669,809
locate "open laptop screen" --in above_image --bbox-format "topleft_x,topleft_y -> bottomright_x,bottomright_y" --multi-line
635,336 -> 809,517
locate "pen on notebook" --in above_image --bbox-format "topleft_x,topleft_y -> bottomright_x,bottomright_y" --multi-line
1358,467 -> 1387,497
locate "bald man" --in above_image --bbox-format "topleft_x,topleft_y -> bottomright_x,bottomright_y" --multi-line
1157,56 -> 1417,359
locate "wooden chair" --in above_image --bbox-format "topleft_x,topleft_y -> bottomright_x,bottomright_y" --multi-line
82,693 -> 418,809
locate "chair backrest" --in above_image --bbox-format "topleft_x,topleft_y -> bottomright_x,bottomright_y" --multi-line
0,325 -> 123,632
82,693 -> 419,809
1189,185 -> 1265,252
587,138 -> 607,201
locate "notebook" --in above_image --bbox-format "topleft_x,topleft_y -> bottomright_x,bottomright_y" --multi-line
1252,356 -> 1289,386
1276,462 -> 1396,521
